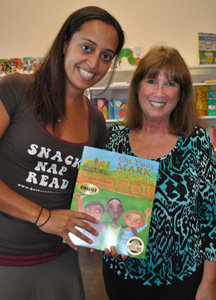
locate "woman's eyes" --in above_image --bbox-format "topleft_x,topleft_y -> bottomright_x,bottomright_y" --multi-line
82,45 -> 112,62
101,53 -> 112,62
146,79 -> 157,84
165,81 -> 176,87
146,79 -> 177,87
82,45 -> 91,53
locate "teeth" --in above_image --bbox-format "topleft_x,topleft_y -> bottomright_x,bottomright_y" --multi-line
150,101 -> 165,108
79,68 -> 94,79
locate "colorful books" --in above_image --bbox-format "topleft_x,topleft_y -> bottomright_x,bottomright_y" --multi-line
68,146 -> 159,259
0,57 -> 43,75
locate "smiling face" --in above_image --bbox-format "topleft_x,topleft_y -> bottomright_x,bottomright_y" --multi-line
124,211 -> 144,228
138,70 -> 180,125
64,20 -> 118,95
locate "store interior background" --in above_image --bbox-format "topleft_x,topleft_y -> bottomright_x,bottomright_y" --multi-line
1,0 -> 216,65
1,0 -> 216,299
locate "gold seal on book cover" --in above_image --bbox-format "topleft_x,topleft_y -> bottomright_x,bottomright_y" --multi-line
78,183 -> 99,195
126,237 -> 144,256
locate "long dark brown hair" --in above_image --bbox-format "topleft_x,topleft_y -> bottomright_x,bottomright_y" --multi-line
27,6 -> 125,131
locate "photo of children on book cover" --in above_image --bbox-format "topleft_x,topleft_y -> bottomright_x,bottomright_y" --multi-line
68,146 -> 159,259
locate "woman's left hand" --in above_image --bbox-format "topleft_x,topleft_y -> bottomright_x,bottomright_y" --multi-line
104,246 -> 128,260
196,261 -> 216,300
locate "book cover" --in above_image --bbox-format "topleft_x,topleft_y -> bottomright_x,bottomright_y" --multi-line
10,58 -> 23,72
118,47 -> 142,69
213,128 -> 216,150
108,99 -> 114,119
22,57 -> 34,73
92,98 -> 98,107
113,99 -> 127,120
68,146 -> 159,259
32,57 -> 43,72
97,98 -> 109,120
0,59 -> 11,75
207,91 -> 216,116
194,85 -> 211,116
198,32 -> 216,64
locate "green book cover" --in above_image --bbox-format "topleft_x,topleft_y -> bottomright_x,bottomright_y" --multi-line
68,146 -> 159,259
198,32 -> 216,64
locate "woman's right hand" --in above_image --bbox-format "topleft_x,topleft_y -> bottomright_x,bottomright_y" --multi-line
38,208 -> 99,250
0,179 -> 99,251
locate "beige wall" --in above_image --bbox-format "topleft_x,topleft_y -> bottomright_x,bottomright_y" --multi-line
1,0 -> 216,65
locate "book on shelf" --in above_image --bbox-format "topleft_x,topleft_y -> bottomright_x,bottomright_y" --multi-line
194,85 -> 211,116
97,98 -> 109,120
68,146 -> 159,259
113,99 -> 127,119
198,32 -> 216,65
205,79 -> 216,83
207,91 -> 216,116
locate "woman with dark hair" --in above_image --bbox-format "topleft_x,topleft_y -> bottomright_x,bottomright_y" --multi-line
103,46 -> 216,300
0,6 -> 124,300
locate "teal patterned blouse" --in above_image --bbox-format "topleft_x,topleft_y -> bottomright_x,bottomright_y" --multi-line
103,124 -> 216,285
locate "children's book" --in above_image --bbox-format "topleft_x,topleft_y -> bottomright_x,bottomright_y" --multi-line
113,99 -> 127,120
198,32 -> 216,64
97,98 -> 109,120
194,85 -> 211,116
207,91 -> 216,116
68,146 -> 159,259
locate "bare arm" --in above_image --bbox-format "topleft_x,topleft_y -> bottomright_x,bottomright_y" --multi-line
144,209 -> 151,223
196,260 -> 216,300
0,100 -> 10,139
73,193 -> 86,212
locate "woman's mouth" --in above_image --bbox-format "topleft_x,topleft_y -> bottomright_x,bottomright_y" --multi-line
150,101 -> 165,108
78,67 -> 95,79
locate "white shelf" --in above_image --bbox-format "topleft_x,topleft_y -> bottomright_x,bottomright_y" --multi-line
108,68 -> 136,72
89,84 -> 129,91
106,119 -> 122,123
193,82 -> 216,86
91,82 -> 216,89
203,116 -> 216,119
189,64 -> 216,69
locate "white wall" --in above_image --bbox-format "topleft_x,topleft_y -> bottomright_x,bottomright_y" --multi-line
1,0 -> 216,66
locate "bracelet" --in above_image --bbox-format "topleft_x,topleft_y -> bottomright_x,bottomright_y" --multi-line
35,207 -> 43,225
37,209 -> 51,228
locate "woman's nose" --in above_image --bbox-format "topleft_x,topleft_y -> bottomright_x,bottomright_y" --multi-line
87,54 -> 100,69
154,83 -> 165,97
